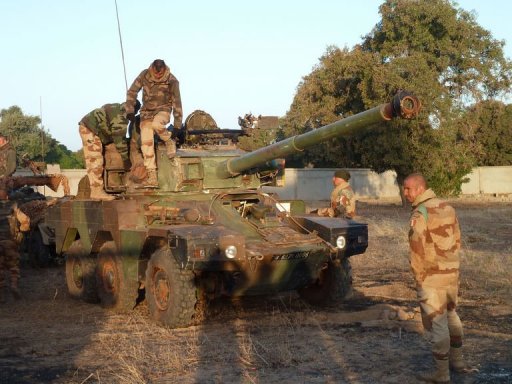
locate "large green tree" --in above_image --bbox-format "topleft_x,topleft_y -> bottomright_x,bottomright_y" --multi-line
0,106 -> 84,169
282,0 -> 512,197
456,100 -> 512,166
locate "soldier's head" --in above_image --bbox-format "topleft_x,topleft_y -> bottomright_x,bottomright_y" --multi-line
150,59 -> 167,79
333,170 -> 350,185
403,173 -> 427,203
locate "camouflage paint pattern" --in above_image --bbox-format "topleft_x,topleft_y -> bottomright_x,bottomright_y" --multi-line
0,141 -> 16,178
408,188 -> 464,358
79,103 -> 130,164
318,181 -> 356,218
79,124 -> 104,188
125,63 -> 183,128
140,111 -> 172,170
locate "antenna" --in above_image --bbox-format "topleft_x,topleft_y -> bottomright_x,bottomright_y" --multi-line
40,96 -> 45,163
115,0 -> 129,91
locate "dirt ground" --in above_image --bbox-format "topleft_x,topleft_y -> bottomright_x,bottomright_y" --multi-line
0,199 -> 511,384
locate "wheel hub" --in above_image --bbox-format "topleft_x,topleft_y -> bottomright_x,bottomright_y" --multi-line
153,269 -> 171,311
102,261 -> 117,293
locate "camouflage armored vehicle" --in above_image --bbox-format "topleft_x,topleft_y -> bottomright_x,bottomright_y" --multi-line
45,91 -> 420,328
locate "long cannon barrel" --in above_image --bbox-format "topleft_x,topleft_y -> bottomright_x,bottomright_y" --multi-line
217,91 -> 421,179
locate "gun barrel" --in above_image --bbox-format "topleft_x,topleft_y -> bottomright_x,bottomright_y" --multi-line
217,91 -> 421,179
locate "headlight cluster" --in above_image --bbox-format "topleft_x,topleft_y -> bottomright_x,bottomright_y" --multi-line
225,245 -> 238,259
336,235 -> 346,249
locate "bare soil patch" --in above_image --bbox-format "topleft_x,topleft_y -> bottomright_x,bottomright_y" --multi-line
0,200 -> 511,383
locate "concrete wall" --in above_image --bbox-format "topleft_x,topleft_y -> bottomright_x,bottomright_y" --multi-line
460,166 -> 512,195
12,165 -> 512,199
263,168 -> 400,201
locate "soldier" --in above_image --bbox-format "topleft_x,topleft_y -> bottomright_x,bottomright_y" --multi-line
125,59 -> 183,187
317,170 -> 356,219
403,173 -> 475,383
0,135 -> 17,178
0,202 -> 27,302
78,101 -> 140,200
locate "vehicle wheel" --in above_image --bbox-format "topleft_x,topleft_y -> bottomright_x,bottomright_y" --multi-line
96,241 -> 133,312
29,230 -> 50,268
145,247 -> 197,328
298,257 -> 353,305
65,240 -> 99,303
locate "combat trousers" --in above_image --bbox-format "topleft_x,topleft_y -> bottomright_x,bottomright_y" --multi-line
140,111 -> 172,170
79,124 -> 104,188
0,239 -> 20,289
418,272 -> 464,359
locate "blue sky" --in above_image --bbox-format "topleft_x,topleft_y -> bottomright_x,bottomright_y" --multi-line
1,0 -> 511,151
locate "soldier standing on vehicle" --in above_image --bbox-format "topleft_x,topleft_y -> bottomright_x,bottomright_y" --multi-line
125,59 -> 183,187
79,101 -> 140,200
317,170 -> 356,219
403,173 -> 475,383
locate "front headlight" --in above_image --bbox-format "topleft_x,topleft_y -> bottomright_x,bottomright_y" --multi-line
225,245 -> 237,259
336,235 -> 346,249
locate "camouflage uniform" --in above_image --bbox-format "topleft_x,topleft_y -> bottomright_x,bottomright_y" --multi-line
318,181 -> 356,219
408,188 -> 464,364
78,103 -> 129,191
125,62 -> 182,171
0,140 -> 17,178
0,201 -> 21,301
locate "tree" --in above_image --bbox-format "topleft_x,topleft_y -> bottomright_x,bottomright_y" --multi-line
0,106 -> 84,169
456,100 -> 512,166
281,0 -> 512,198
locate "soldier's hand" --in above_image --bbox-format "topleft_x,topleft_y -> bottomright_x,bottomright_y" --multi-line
126,113 -> 135,123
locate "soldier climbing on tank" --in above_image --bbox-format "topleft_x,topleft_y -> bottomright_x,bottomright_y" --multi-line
125,59 -> 183,187
78,101 -> 140,200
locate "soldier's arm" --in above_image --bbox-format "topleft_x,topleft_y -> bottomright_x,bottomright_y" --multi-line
408,211 -> 428,286
170,80 -> 183,128
126,71 -> 145,114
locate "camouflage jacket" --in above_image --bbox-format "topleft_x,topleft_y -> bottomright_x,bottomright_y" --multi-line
330,181 -> 356,218
79,103 -> 129,162
0,141 -> 16,178
408,188 -> 461,286
125,64 -> 183,128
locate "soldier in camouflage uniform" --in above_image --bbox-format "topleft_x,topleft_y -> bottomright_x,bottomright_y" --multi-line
79,101 -> 139,200
0,136 -> 20,302
318,170 -> 356,219
125,59 -> 183,187
404,173 -> 474,383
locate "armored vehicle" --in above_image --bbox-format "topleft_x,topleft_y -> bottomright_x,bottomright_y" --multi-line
45,91 -> 420,328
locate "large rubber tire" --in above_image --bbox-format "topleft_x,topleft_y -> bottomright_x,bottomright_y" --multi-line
65,240 -> 99,303
145,247 -> 197,328
96,241 -> 133,312
29,230 -> 51,268
298,258 -> 353,305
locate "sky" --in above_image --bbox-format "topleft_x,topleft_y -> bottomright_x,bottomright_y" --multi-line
1,0 -> 511,152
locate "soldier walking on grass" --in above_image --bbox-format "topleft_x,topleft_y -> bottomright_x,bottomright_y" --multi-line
403,173 -> 476,383
125,59 -> 183,187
